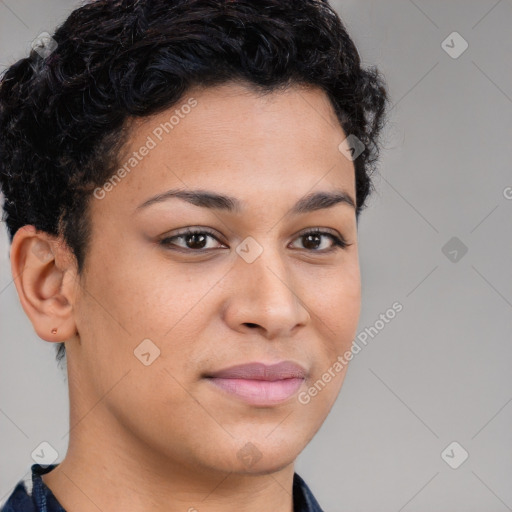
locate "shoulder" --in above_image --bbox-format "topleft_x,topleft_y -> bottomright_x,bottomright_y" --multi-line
0,481 -> 36,512
1,464 -> 64,512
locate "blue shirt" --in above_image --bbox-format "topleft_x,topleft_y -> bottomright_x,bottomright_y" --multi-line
1,464 -> 324,512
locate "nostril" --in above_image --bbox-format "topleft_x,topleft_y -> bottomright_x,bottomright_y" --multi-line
244,323 -> 259,328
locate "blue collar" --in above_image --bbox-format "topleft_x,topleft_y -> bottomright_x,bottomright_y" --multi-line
2,464 -> 324,512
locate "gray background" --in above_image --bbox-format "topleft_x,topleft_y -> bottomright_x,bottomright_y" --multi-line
1,1 -> 512,511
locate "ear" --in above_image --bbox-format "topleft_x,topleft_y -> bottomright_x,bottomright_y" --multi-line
10,225 -> 79,342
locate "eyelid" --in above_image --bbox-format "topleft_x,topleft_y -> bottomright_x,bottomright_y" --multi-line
158,226 -> 351,253
294,226 -> 340,238
291,227 -> 351,250
162,232 -> 352,255
160,227 -> 226,250
162,226 -> 344,240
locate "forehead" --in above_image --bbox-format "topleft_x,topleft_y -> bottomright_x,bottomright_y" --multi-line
92,81 -> 356,217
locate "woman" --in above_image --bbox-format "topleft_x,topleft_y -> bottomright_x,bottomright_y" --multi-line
0,0 -> 388,510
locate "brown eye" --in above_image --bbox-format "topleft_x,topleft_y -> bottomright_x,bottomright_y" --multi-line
290,229 -> 350,252
159,227 -> 350,254
160,228 -> 225,252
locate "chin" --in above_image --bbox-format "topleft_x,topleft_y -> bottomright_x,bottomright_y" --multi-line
223,435 -> 305,476
235,457 -> 297,476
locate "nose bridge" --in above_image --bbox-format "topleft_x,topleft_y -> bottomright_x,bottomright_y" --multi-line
251,249 -> 294,304
238,231 -> 292,294
229,237 -> 309,334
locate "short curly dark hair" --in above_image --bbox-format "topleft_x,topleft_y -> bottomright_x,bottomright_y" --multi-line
0,0 -> 388,365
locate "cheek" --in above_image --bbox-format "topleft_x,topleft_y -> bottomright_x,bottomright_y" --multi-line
79,249 -> 178,340
312,266 -> 361,350
334,285 -> 361,348
301,278 -> 360,421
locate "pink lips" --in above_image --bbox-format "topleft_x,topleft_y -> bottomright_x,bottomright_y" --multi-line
205,361 -> 306,406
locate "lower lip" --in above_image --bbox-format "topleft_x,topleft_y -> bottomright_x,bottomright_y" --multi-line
207,377 -> 304,406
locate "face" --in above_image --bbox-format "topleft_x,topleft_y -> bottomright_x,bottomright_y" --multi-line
69,81 -> 361,476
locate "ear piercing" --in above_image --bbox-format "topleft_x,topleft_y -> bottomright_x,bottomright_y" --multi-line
51,328 -> 80,336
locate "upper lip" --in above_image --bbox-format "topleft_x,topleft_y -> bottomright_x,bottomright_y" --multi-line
206,361 -> 307,381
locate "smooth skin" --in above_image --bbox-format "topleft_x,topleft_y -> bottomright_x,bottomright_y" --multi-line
10,81 -> 361,512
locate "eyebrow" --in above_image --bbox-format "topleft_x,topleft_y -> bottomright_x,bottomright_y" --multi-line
135,188 -> 356,215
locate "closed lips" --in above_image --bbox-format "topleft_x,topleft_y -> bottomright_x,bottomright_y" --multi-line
205,361 -> 307,380
205,361 -> 307,406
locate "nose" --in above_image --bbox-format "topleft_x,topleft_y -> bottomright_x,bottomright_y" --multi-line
222,244 -> 311,340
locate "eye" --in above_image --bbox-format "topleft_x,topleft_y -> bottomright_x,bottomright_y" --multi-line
289,228 -> 350,252
159,228 -> 225,252
158,227 -> 351,253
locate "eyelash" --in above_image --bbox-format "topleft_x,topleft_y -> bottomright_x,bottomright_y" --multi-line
159,227 -> 351,254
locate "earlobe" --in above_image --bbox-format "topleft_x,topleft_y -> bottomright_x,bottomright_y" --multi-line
10,225 -> 78,343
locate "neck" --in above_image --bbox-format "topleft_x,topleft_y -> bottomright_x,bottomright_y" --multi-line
42,403 -> 296,512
